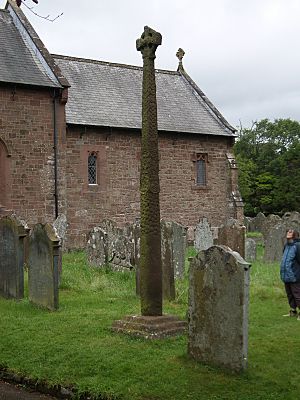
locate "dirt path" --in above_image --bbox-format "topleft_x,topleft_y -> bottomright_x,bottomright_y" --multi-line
0,380 -> 58,400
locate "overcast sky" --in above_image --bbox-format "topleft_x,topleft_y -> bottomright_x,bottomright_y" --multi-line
5,0 -> 300,129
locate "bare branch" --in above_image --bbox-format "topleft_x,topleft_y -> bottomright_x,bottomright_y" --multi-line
17,0 -> 63,22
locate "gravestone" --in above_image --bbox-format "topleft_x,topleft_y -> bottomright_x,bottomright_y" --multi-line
194,218 -> 214,252
248,212 -> 266,233
217,218 -> 246,258
28,223 -> 60,311
171,221 -> 186,279
186,226 -> 195,246
264,224 -> 286,262
260,214 -> 282,241
161,221 -> 176,300
136,220 -> 186,298
245,238 -> 256,262
188,245 -> 250,372
86,220 -> 134,271
53,214 -> 68,250
0,215 -> 28,299
264,212 -> 300,262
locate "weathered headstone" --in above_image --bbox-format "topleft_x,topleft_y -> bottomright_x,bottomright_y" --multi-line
248,212 -> 266,233
260,214 -> 282,241
263,224 -> 286,263
28,223 -> 60,311
217,218 -> 246,258
195,218 -> 214,252
0,215 -> 28,299
245,238 -> 256,262
263,212 -> 300,262
86,220 -> 134,271
188,245 -> 250,372
171,221 -> 187,279
161,221 -> 176,300
136,220 -> 186,297
53,213 -> 68,250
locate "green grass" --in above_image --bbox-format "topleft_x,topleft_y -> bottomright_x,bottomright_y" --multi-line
0,247 -> 299,399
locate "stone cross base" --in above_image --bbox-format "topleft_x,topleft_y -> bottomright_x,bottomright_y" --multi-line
112,315 -> 187,339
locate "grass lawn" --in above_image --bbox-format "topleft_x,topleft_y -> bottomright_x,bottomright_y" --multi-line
0,246 -> 299,400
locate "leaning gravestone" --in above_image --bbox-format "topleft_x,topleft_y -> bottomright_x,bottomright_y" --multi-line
194,218 -> 214,252
245,238 -> 256,262
28,223 -> 60,311
0,215 -> 28,299
217,218 -> 246,258
188,245 -> 250,372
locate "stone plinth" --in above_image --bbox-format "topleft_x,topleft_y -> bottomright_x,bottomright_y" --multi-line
112,315 -> 187,339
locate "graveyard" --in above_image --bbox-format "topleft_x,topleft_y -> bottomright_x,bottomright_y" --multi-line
0,243 -> 299,400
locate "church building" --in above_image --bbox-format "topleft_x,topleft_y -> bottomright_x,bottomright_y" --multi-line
0,0 -> 243,248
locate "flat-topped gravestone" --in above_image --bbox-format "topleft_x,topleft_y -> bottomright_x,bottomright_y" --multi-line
217,218 -> 246,258
195,218 -> 214,252
28,223 -> 60,311
0,215 -> 28,299
188,245 -> 250,372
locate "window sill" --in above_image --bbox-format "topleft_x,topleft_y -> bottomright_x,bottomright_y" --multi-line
191,184 -> 210,191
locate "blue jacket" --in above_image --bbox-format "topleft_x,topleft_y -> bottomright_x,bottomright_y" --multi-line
280,239 -> 300,283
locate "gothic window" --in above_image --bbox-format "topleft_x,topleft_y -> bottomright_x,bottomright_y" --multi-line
191,153 -> 208,187
88,152 -> 97,184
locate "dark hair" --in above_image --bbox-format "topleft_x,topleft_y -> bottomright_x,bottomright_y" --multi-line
286,229 -> 299,239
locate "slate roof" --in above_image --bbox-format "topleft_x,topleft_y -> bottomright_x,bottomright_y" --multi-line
0,8 -> 61,88
54,55 -> 236,136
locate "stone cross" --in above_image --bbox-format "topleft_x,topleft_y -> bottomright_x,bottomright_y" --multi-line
136,26 -> 162,316
176,48 -> 185,71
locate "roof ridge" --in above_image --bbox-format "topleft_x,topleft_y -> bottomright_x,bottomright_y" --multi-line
52,54 -> 179,75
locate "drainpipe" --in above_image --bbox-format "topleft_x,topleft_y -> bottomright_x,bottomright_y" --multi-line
53,89 -> 59,219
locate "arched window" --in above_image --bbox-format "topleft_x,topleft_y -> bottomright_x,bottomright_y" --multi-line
88,152 -> 97,185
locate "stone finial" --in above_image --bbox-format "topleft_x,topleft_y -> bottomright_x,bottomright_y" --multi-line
176,48 -> 185,71
136,26 -> 162,59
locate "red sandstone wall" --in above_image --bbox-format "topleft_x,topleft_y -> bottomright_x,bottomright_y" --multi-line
66,126 -> 237,248
0,85 -> 66,224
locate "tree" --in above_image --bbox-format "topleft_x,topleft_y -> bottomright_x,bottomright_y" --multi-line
234,119 -> 300,216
